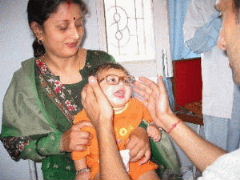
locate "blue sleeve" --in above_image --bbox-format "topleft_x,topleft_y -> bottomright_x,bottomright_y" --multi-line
185,12 -> 222,54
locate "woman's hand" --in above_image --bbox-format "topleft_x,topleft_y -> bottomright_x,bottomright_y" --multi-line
61,121 -> 92,152
81,76 -> 113,131
133,77 -> 175,129
126,127 -> 151,165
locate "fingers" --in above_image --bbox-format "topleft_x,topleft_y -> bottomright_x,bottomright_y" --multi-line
130,145 -> 145,162
75,144 -> 87,151
126,136 -> 141,162
88,76 -> 106,103
156,76 -> 168,96
72,121 -> 93,130
81,84 -> 96,108
62,122 -> 93,152
133,77 -> 160,102
126,137 -> 138,151
133,80 -> 152,100
127,131 -> 150,162
139,150 -> 151,165
138,77 -> 161,97
65,131 -> 90,152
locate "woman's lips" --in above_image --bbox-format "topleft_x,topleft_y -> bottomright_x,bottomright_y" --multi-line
114,89 -> 125,99
66,42 -> 78,48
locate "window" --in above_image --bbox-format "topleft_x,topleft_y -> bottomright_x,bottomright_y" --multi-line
103,0 -> 155,62
96,0 -> 173,77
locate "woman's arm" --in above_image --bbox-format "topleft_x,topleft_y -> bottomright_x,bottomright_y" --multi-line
74,158 -> 90,180
1,121 -> 92,162
134,77 -> 226,172
0,136 -> 44,161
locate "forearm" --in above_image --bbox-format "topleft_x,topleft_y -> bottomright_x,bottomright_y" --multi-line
36,131 -> 63,155
162,114 -> 226,171
97,127 -> 131,180
1,136 -> 44,161
22,132 -> 63,160
74,159 -> 87,170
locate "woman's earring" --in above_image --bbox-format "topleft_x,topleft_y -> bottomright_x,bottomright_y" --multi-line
37,39 -> 42,45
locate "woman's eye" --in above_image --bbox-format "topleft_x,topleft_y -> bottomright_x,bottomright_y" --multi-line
58,26 -> 68,31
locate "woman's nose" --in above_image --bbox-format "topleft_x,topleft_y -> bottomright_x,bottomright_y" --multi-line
70,26 -> 80,40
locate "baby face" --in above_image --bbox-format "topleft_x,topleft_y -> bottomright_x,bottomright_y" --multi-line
97,68 -> 133,108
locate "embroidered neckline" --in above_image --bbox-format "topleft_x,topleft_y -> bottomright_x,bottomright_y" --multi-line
35,58 -> 79,119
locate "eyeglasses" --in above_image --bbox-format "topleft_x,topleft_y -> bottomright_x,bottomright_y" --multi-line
98,74 -> 135,85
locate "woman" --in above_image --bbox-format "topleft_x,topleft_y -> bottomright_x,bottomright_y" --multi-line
0,0 -> 150,179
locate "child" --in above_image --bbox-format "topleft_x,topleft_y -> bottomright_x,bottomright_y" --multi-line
72,63 -> 161,180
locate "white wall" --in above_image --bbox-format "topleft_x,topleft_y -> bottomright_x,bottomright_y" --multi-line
0,0 -> 34,179
0,0 -> 101,179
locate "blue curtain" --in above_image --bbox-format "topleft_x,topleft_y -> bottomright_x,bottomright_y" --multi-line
168,0 -> 200,60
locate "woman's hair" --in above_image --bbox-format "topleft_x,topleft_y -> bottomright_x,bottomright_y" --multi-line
27,0 -> 88,57
90,62 -> 130,77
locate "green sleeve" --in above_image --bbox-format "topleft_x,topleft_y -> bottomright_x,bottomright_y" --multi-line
36,131 -> 63,156
20,132 -> 63,161
20,139 -> 45,162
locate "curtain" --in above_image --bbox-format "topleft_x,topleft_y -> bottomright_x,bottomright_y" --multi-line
168,0 -> 200,60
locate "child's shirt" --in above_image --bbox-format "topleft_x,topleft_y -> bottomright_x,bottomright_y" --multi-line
72,98 -> 158,179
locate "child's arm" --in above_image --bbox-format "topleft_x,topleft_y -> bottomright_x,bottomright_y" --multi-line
74,158 -> 90,180
147,123 -> 162,142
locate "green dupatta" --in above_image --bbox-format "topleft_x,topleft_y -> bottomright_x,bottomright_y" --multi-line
1,58 -> 56,137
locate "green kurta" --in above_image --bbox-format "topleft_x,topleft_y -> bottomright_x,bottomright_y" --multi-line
1,50 -> 115,180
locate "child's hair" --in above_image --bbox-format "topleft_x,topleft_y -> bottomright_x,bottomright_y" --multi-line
90,62 -> 130,77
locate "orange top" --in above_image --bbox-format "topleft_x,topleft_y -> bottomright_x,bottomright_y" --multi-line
72,98 -> 158,179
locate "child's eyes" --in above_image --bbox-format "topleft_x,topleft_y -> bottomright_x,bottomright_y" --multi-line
109,77 -> 118,82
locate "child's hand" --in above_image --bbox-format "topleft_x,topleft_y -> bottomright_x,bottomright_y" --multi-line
147,125 -> 162,142
75,170 -> 90,180
127,127 -> 151,164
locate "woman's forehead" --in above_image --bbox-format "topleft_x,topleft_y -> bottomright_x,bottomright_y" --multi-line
48,2 -> 83,20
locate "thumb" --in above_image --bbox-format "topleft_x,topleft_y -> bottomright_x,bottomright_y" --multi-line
157,76 -> 167,94
88,76 -> 107,102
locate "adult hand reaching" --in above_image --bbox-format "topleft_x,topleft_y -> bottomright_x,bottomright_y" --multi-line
133,76 -> 175,130
81,76 -> 131,180
81,76 -> 114,130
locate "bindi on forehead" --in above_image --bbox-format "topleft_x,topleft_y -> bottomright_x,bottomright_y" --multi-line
66,0 -> 74,10
67,0 -> 73,5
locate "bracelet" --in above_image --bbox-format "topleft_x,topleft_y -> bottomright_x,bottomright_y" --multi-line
76,168 -> 90,175
167,119 -> 182,134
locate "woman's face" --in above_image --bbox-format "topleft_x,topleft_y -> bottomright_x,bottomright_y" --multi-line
36,2 -> 85,58
98,68 -> 132,109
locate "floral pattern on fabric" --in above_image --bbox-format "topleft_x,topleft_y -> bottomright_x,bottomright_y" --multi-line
36,59 -> 80,122
0,136 -> 30,161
